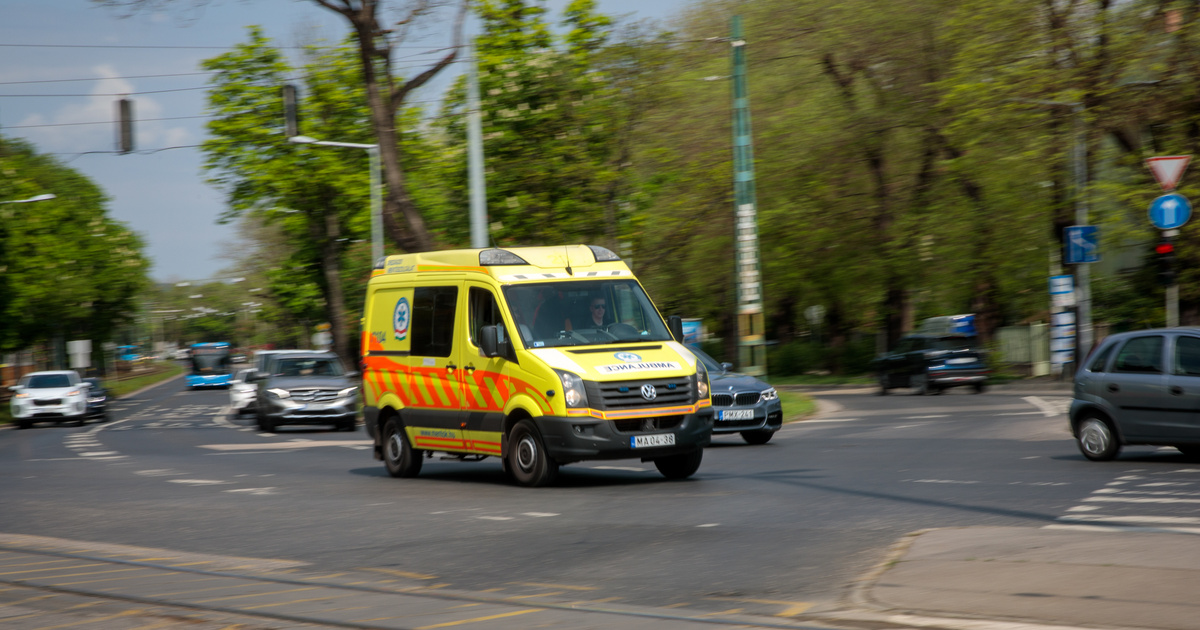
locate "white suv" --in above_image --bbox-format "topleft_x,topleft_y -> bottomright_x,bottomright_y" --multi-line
9,370 -> 90,429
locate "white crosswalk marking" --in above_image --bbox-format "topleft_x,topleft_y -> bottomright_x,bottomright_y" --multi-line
1049,469 -> 1200,534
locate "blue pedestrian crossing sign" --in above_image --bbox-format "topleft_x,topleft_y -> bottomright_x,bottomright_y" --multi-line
1064,225 -> 1099,264
1149,193 -> 1191,229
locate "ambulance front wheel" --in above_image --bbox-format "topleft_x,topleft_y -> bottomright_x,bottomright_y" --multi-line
654,449 -> 703,480
508,419 -> 558,487
383,418 -> 423,478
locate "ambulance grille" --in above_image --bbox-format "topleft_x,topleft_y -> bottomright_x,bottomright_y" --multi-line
612,416 -> 684,433
585,377 -> 693,410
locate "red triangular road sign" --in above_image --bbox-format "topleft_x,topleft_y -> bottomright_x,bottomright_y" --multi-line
1146,155 -> 1191,191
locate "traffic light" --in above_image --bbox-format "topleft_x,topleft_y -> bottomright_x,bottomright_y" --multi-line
116,98 -> 134,154
1156,238 -> 1177,286
282,84 -> 300,137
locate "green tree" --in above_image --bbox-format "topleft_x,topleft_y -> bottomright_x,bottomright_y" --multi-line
0,136 -> 149,362
201,29 -> 380,364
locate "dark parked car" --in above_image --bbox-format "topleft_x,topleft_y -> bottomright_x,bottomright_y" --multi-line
1071,328 -> 1200,461
688,347 -> 782,444
874,333 -> 989,395
82,377 -> 110,422
251,351 -> 358,432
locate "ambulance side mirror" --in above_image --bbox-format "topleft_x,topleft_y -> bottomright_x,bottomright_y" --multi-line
668,315 -> 684,343
480,324 -> 515,362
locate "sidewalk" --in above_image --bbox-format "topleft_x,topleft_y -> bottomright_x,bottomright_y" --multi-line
825,526 -> 1200,630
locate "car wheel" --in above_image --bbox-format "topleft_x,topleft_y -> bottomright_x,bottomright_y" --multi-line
507,419 -> 558,487
877,373 -> 890,395
741,429 -> 774,445
72,415 -> 85,427
912,373 -> 930,395
654,449 -> 703,480
383,418 -> 422,478
1077,416 -> 1120,461
341,418 -> 357,432
973,382 -> 987,394
17,420 -> 31,430
261,416 -> 276,433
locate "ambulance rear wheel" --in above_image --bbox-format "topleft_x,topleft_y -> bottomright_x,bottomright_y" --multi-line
383,418 -> 422,478
654,449 -> 703,480
508,419 -> 558,487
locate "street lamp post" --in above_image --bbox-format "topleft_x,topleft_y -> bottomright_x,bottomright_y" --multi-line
288,135 -> 383,263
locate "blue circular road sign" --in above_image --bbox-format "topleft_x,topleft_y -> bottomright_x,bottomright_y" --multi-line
1150,193 -> 1192,230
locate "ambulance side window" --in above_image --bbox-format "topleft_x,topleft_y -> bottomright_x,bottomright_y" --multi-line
411,286 -> 458,357
468,287 -> 502,347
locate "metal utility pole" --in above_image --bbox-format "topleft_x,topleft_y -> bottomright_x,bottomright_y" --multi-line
730,15 -> 766,376
288,135 -> 383,263
466,41 -> 488,249
1070,104 -> 1093,360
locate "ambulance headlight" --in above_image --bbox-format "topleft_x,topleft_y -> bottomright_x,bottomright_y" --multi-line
554,370 -> 588,408
694,361 -> 710,400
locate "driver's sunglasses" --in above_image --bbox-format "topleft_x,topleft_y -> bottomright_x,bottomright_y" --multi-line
591,304 -> 605,310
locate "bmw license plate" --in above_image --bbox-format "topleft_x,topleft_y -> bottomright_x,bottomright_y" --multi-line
631,434 -> 675,448
719,409 -> 754,420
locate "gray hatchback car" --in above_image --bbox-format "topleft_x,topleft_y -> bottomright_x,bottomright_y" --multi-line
1071,328 -> 1200,461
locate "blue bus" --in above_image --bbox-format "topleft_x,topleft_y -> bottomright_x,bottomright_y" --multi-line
187,342 -> 233,388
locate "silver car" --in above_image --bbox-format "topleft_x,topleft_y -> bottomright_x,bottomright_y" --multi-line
1071,327 -> 1200,461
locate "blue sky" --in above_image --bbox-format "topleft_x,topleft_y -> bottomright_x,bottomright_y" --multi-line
0,0 -> 693,282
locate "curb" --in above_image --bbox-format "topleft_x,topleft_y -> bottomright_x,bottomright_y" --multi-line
812,527 -> 1159,630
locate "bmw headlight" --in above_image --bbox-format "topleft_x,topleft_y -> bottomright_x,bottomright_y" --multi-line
88,395 -> 106,403
761,387 -> 778,401
553,369 -> 588,408
267,388 -> 291,399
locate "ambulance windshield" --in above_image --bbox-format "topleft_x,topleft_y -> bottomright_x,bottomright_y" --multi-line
502,280 -> 673,348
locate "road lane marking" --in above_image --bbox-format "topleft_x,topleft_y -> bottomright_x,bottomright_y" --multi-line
516,582 -> 598,591
190,587 -> 319,604
415,608 -> 542,629
588,466 -> 646,471
901,415 -> 948,419
1022,396 -> 1063,417
1059,514 -> 1200,524
697,523 -> 719,528
477,516 -> 513,521
166,479 -> 230,486
520,512 -> 559,517
359,567 -> 437,580
1083,496 -> 1200,504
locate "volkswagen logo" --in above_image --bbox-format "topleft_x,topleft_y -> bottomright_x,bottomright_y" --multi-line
640,384 -> 657,400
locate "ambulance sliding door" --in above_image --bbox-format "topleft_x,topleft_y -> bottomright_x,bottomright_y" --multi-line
405,284 -> 466,452
460,281 -> 508,456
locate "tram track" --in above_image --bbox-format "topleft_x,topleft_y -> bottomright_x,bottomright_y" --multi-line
0,543 -> 837,629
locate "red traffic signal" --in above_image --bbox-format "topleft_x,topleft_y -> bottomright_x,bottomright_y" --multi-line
1155,242 -> 1175,255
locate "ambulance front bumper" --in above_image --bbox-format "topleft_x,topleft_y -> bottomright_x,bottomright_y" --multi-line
534,409 -> 713,463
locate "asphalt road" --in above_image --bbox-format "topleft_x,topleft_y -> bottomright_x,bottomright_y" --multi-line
3,378 -> 1199,629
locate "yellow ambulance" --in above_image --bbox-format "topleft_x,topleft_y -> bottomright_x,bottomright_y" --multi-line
360,245 -> 713,486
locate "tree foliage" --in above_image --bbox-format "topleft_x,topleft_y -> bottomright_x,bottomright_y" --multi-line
0,137 -> 149,356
